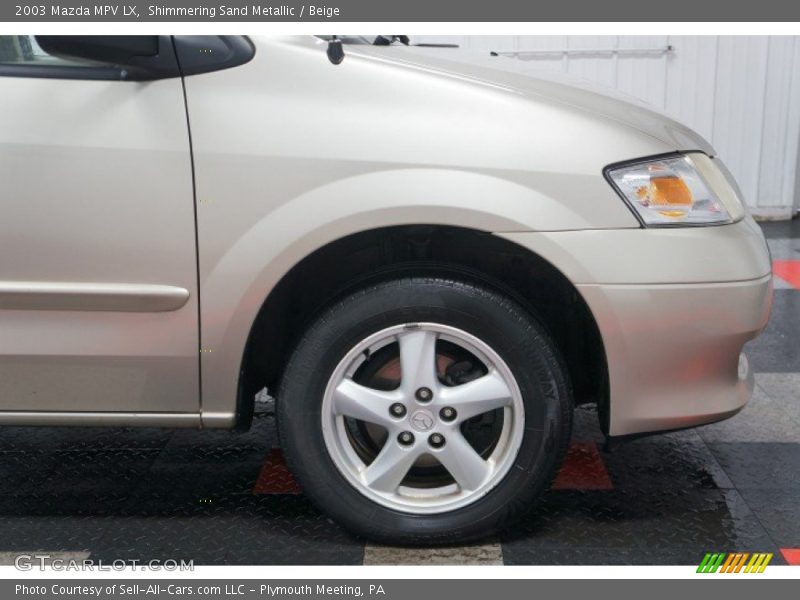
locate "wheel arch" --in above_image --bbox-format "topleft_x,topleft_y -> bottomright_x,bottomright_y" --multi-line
235,224 -> 609,433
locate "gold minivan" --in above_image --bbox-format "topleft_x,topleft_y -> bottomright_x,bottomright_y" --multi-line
0,35 -> 772,542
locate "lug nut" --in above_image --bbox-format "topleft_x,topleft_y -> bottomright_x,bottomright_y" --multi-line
398,431 -> 415,446
415,387 -> 433,403
428,433 -> 446,448
439,407 -> 457,421
390,403 -> 407,417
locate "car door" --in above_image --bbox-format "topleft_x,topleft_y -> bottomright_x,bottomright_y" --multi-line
0,36 -> 200,420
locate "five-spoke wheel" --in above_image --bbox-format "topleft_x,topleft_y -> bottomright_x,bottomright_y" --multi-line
323,323 -> 525,513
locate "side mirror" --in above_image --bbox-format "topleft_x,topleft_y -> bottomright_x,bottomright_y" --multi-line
34,36 -> 180,80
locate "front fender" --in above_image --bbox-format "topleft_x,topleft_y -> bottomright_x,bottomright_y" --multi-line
198,167 -> 632,425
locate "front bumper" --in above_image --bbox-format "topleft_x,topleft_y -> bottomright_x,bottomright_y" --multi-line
499,216 -> 773,436
577,274 -> 771,435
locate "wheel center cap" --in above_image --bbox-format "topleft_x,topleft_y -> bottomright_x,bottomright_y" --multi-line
409,409 -> 435,432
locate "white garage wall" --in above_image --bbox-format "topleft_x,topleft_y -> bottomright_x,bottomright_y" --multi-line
413,36 -> 800,218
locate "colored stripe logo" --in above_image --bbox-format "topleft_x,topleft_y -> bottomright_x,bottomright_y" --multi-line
697,552 -> 773,573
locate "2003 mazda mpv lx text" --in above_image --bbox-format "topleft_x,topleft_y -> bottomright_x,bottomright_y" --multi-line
0,35 -> 772,543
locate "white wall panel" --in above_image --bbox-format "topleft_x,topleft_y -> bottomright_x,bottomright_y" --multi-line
414,35 -> 800,217
759,37 -> 797,211
712,37 -> 770,205
617,35 -> 669,109
663,36 -> 718,141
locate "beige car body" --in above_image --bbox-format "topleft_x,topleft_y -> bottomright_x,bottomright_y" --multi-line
0,35 -> 772,436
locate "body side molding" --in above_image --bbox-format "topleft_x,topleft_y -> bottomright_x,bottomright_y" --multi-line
0,281 -> 190,312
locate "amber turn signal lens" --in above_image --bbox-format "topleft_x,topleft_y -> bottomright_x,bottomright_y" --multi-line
637,176 -> 693,206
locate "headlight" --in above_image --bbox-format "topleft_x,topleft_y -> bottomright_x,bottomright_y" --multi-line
606,153 -> 743,226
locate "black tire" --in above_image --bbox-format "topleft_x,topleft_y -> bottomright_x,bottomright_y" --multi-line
277,277 -> 572,544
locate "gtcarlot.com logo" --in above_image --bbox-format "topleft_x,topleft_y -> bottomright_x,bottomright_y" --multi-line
697,552 -> 773,573
13,554 -> 194,571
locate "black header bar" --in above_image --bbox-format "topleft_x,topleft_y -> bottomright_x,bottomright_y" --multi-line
4,0 -> 800,22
